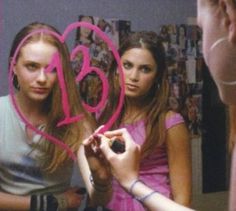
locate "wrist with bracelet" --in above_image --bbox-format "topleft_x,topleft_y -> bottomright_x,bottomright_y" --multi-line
30,193 -> 68,211
89,174 -> 112,192
128,179 -> 157,203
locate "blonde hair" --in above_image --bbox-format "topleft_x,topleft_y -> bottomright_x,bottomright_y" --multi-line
9,22 -> 96,172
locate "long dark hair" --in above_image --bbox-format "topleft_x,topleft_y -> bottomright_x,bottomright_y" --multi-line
99,31 -> 170,158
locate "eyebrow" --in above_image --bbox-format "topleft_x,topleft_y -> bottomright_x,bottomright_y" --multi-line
123,59 -> 153,66
23,60 -> 40,65
139,64 -> 153,67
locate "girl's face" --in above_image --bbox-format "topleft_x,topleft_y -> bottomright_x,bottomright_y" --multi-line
121,48 -> 157,99
80,16 -> 93,39
197,0 -> 236,104
14,40 -> 57,103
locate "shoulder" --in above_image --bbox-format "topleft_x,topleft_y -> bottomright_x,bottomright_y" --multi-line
0,95 -> 11,110
165,110 -> 185,130
0,95 -> 9,102
0,95 -> 14,128
0,95 -> 17,115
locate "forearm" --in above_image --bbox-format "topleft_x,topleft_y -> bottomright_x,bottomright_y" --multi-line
87,183 -> 112,207
122,180 -> 194,211
84,172 -> 112,206
77,147 -> 112,206
0,192 -> 30,210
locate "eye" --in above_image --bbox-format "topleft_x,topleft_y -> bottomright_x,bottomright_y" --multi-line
140,65 -> 152,73
122,61 -> 132,70
25,63 -> 39,71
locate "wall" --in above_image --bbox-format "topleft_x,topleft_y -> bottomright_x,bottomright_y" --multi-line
0,0 -> 196,95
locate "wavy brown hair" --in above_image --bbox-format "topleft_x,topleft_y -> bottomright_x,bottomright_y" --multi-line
98,31 -> 170,158
9,22 -> 96,172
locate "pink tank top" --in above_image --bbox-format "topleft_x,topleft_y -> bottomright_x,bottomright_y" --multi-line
107,113 -> 184,211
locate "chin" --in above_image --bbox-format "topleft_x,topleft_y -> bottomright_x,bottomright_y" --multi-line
30,94 -> 50,102
125,91 -> 138,98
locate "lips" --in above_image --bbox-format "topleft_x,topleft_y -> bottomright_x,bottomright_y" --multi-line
32,87 -> 49,94
126,83 -> 138,90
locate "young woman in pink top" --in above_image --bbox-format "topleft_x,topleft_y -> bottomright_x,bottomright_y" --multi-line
92,1 -> 236,211
83,31 -> 192,210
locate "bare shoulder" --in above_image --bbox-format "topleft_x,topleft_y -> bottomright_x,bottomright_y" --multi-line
165,110 -> 179,119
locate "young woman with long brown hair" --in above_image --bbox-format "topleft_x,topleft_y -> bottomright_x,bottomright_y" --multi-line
96,1 -> 236,210
0,22 -> 110,211
82,31 -> 192,210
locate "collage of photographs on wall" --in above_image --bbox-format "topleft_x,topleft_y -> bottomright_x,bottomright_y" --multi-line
72,15 -> 131,108
72,15 -> 204,138
160,24 -> 203,138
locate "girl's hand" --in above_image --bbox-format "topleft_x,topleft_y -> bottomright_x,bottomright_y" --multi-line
99,128 -> 141,190
82,127 -> 111,185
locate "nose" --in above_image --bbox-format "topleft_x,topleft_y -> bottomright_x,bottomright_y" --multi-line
129,68 -> 139,81
36,69 -> 47,83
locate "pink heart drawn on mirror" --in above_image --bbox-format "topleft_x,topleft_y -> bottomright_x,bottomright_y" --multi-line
8,22 -> 125,160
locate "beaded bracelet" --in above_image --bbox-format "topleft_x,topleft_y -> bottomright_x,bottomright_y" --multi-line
89,174 -> 112,192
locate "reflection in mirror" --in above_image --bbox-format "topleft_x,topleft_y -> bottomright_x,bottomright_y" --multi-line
0,1 -> 230,211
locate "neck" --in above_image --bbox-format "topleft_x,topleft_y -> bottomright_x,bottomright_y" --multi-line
14,93 -> 48,127
123,97 -> 146,123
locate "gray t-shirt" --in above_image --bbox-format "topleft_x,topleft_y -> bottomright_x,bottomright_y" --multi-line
0,95 -> 73,195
